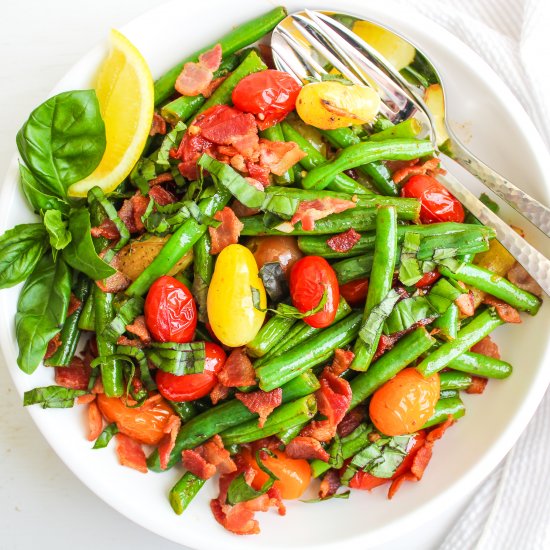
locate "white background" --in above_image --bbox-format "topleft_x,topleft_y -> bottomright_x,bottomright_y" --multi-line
0,1 -> 476,548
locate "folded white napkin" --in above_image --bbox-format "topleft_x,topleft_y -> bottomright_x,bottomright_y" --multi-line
389,0 -> 550,548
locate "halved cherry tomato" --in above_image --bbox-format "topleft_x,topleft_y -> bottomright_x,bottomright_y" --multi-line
289,256 -> 340,328
144,275 -> 197,343
96,394 -> 174,445
240,448 -> 311,500
339,278 -> 369,307
156,342 -> 226,402
369,368 -> 440,436
415,270 -> 441,288
248,236 -> 303,276
401,174 -> 464,224
232,70 -> 301,130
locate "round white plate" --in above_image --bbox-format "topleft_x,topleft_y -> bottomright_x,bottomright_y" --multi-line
1,1 -> 549,549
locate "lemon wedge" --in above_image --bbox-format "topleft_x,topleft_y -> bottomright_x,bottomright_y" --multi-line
68,30 -> 154,197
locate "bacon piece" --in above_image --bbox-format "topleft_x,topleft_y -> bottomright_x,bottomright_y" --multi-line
149,185 -> 177,206
326,229 -> 361,253
117,336 -> 144,348
455,291 -> 475,317
267,485 -> 286,516
148,172 -> 174,186
218,348 -> 256,387
150,112 -> 167,136
44,333 -> 62,360
55,357 -> 92,390
258,139 -> 306,176
247,162 -> 271,187
249,436 -> 281,457
176,63 -> 215,96
76,393 -> 96,405
125,315 -> 151,345
482,295 -> 521,323
285,436 -> 329,462
202,75 -> 227,98
317,371 -> 352,428
199,44 -> 222,71
96,251 -> 132,293
337,407 -> 365,438
91,219 -> 120,240
115,433 -> 148,473
388,472 -> 417,499
470,336 -> 501,359
507,262 -> 543,298
183,449 -> 217,479
319,469 -> 341,499
158,415 -> 181,470
201,112 -> 257,145
300,420 -> 335,442
67,293 -> 82,317
236,388 -> 282,428
329,348 -> 355,376
182,435 -> 236,479
118,192 -> 150,234
210,382 -> 230,405
466,376 -> 488,394
208,207 -> 244,255
230,154 -> 247,172
392,157 -> 445,184
87,401 -> 103,441
291,198 -> 356,231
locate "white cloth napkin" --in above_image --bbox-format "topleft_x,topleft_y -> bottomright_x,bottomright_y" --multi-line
388,1 -> 550,548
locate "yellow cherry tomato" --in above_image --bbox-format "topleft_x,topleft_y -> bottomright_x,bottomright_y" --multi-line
207,244 -> 266,347
295,81 -> 380,130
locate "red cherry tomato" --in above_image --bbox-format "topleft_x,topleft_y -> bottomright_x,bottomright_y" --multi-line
232,70 -> 301,130
144,276 -> 197,343
401,174 -> 465,224
339,278 -> 369,307
289,256 -> 340,328
156,342 -> 226,402
415,270 -> 441,288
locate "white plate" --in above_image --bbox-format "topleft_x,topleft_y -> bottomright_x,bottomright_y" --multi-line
1,1 -> 549,549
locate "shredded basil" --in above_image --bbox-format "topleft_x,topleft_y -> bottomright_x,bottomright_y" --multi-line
93,423 -> 119,449
102,296 -> 145,342
398,232 -> 423,286
116,345 -> 157,391
359,289 -> 401,349
157,121 -> 186,167
23,385 -> 86,409
146,342 -> 206,375
427,277 -> 464,314
302,490 -> 351,503
383,296 -> 437,335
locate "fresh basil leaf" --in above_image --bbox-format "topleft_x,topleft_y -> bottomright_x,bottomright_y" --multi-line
15,254 -> 72,373
62,207 -> 116,280
259,262 -> 289,303
16,90 -> 106,197
102,296 -> 145,342
250,286 -> 265,312
359,289 -> 401,350
116,345 -> 157,392
43,209 -> 72,254
261,193 -> 300,220
130,157 -> 157,194
383,296 -> 437,335
302,490 -> 351,503
398,232 -> 423,286
93,423 -> 119,449
23,385 -> 86,408
275,289 -> 328,320
426,278 -> 464,314
19,163 -> 70,215
157,121 -> 186,167
0,223 -> 49,289
146,342 -> 206,375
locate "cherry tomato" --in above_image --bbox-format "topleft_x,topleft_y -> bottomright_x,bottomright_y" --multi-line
401,174 -> 465,224
240,448 -> 311,500
96,394 -> 174,445
415,270 -> 441,288
248,236 -> 303,276
144,276 -> 197,343
156,342 -> 226,402
339,278 -> 369,307
289,256 -> 340,328
369,368 -> 440,436
232,70 -> 301,130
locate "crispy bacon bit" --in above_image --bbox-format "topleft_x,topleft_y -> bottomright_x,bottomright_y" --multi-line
236,388 -> 282,428
199,44 -> 223,71
209,207 -> 244,255
91,218 -> 120,240
249,436 -> 281,457
388,472 -> 417,499
96,252 -> 132,294
246,162 -> 271,187
317,371 -> 352,428
202,75 -> 227,98
182,435 -> 236,479
150,112 -> 167,136
91,377 -> 104,395
329,348 -> 355,376
87,401 -> 103,441
118,192 -> 150,234
148,172 -> 174,186
470,336 -> 501,359
218,348 -> 256,387
466,376 -> 488,394
337,407 -> 365,438
117,336 -> 144,348
326,228 -> 361,253
67,294 -> 82,317
230,199 -> 260,218
158,415 -> 181,470
482,295 -> 521,323
44,333 -> 62,359
210,382 -> 230,405
267,486 -> 286,516
115,433 -> 148,473
507,262 -> 543,298
76,394 -> 96,405
183,449 -> 217,479
258,139 -> 306,176
202,112 -> 257,145
175,44 -> 222,97
455,291 -> 475,317
392,157 -> 445,184
55,357 -> 92,390
373,333 -> 400,361
291,198 -> 356,231
300,420 -> 336,442
125,315 -> 151,345
285,436 -> 330,462
319,469 -> 341,499
149,185 -> 177,206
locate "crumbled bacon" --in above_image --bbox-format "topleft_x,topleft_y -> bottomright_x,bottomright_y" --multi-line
55,357 -> 92,390
183,449 -> 217,479
258,139 -> 306,176
149,185 -> 177,206
175,44 -> 222,97
455,291 -> 475,317
96,253 -> 131,293
150,112 -> 167,136
158,415 -> 181,470
209,207 -> 244,255
291,198 -> 356,231
91,219 -> 120,240
246,162 -> 271,187
44,333 -> 62,360
337,407 -> 365,438
125,316 -> 151,345
392,157 -> 445,184
199,44 -> 223,71
210,382 -> 231,405
319,469 -> 341,499
300,420 -> 336,443
118,192 -> 150,234
115,433 -> 148,473
117,336 -> 144,348
148,172 -> 174,186
466,376 -> 488,394
507,262 -> 543,298
285,436 -> 329,462
67,294 -> 82,317
76,393 -> 96,405
329,348 -> 355,376
182,435 -> 236,479
202,75 -> 227,98
235,388 -> 282,428
316,371 -> 352,428
87,401 -> 103,441
482,295 -> 521,323
218,348 -> 256,387
326,228 -> 361,253
470,336 -> 501,359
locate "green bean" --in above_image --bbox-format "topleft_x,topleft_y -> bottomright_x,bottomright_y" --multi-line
369,119 -> 422,141
351,206 -> 398,371
439,389 -> 459,399
349,328 -> 435,409
438,262 -> 541,315
169,401 -> 198,423
193,233 -> 213,285
417,309 -> 504,377
221,395 -> 317,445
246,313 -> 296,358
147,371 -> 320,471
257,312 -> 363,392
448,351 -> 512,379
277,421 -> 308,445
127,189 -> 230,297
169,472 -> 206,515
78,290 -> 95,331
422,397 -> 465,428
432,303 -> 460,340
438,370 -> 472,391
154,7 -> 286,105
260,124 -> 294,185
303,139 -> 434,190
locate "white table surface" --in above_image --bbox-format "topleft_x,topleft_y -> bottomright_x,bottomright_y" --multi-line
0,1 -> 475,548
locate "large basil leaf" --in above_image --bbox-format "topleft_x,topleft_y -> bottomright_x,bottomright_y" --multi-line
0,223 -> 49,289
16,90 -> 106,197
19,163 -> 70,215
23,385 -> 86,408
62,207 -> 116,280
44,209 -> 72,253
15,254 -> 72,374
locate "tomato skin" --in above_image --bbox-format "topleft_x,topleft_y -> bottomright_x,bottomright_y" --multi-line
248,236 -> 303,276
96,394 -> 174,445
401,175 -> 465,224
232,70 -> 301,130
289,256 -> 340,328
369,368 -> 440,436
415,270 -> 441,288
144,276 -> 197,343
241,448 -> 311,500
156,342 -> 226,402
339,278 -> 369,307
